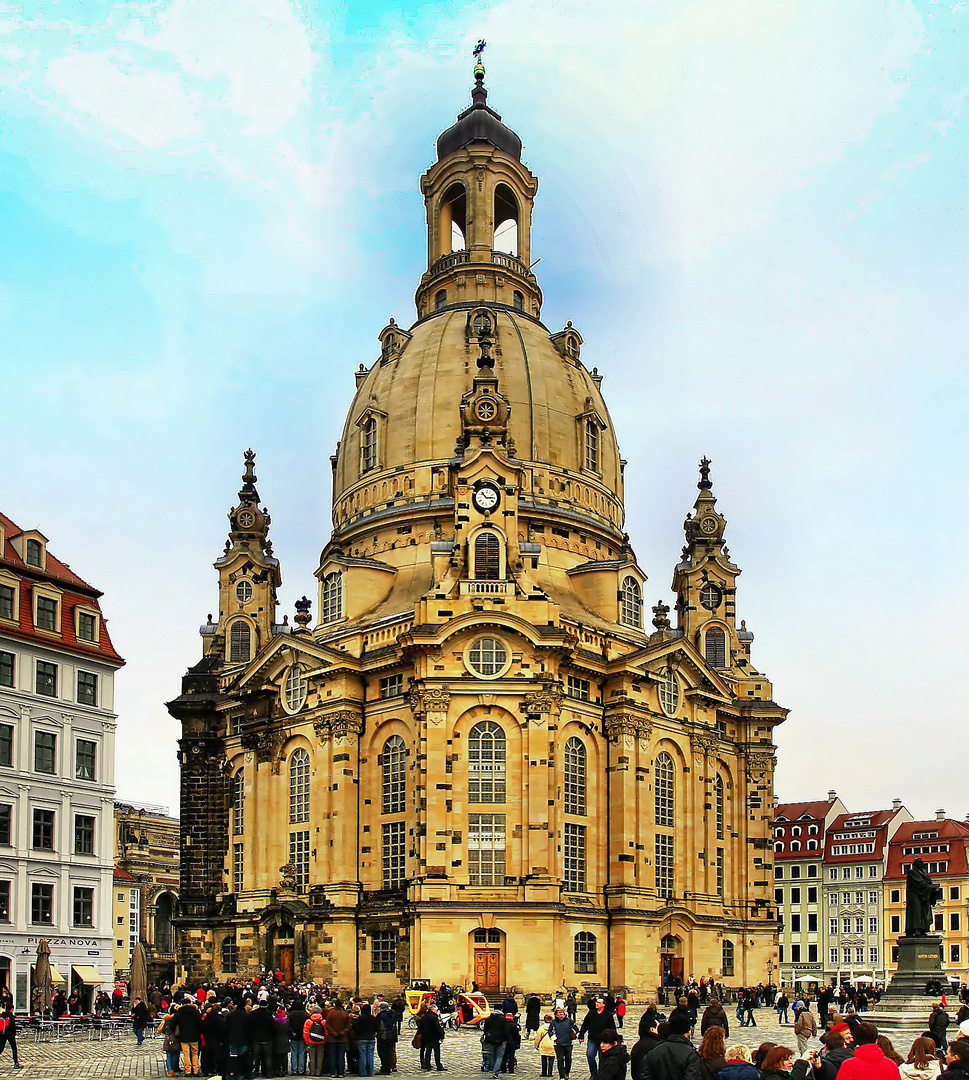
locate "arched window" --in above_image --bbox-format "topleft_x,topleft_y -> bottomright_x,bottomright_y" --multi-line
468,721 -> 506,803
658,669 -> 679,715
655,752 -> 674,827
807,839 -> 818,851
791,841 -> 801,852
283,665 -> 307,713
229,621 -> 251,663
619,577 -> 642,628
473,927 -> 502,944
441,182 -> 467,253
289,748 -> 310,823
774,841 -> 784,852
585,419 -> 599,472
564,737 -> 586,816
322,572 -> 343,624
221,936 -> 238,973
382,734 -> 406,815
574,931 -> 597,973
792,826 -> 802,836
704,626 -> 725,665
474,533 -> 501,580
361,416 -> 377,473
512,291 -> 524,311
435,289 -> 447,311
472,311 -> 493,337
25,539 -> 42,567
494,185 -> 519,255
715,775 -> 724,840
704,626 -> 727,667
722,939 -> 735,977
154,892 -> 175,954
232,771 -> 244,835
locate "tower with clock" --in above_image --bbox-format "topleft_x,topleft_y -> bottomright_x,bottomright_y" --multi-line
168,58 -> 787,996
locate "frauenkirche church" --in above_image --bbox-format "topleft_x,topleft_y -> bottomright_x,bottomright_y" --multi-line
169,58 -> 787,996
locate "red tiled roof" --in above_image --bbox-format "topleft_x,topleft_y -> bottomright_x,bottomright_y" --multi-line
885,819 -> 969,880
0,510 -> 124,665
823,809 -> 901,863
775,801 -> 832,821
113,867 -> 138,883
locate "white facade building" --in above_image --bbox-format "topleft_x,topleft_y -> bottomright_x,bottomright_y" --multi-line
0,512 -> 123,1010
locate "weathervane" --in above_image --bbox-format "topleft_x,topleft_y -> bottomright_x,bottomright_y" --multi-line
473,39 -> 487,80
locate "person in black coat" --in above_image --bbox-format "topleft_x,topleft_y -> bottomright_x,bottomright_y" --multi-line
580,999 -> 617,1080
598,1031 -> 630,1080
0,1001 -> 21,1069
642,1013 -> 702,1080
941,1040 -> 969,1080
289,999 -> 310,1076
376,1001 -> 398,1075
501,1013 -> 521,1073
417,1004 -> 446,1072
483,1009 -> 512,1078
248,1001 -> 278,1078
526,996 -> 544,1037
132,996 -> 151,1045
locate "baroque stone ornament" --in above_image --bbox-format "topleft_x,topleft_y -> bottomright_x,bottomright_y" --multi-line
604,713 -> 652,747
691,731 -> 719,758
747,752 -> 777,773
312,715 -> 331,743
519,684 -> 563,721
408,684 -> 451,724
279,862 -> 298,891
329,709 -> 363,743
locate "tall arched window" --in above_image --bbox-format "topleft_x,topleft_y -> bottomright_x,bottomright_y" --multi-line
620,577 -> 642,628
232,771 -> 245,835
382,734 -> 406,815
715,775 -> 724,840
585,420 -> 599,472
564,737 -> 586,816
494,185 -> 519,255
154,892 -> 175,954
229,621 -> 251,663
361,417 -> 377,473
574,931 -> 597,973
435,289 -> 447,310
468,721 -> 506,803
474,533 -> 501,580
512,291 -> 524,311
722,938 -> 735,977
322,572 -> 343,624
705,626 -> 727,668
655,751 -> 674,827
221,936 -> 238,973
289,748 -> 310,823
441,182 -> 467,254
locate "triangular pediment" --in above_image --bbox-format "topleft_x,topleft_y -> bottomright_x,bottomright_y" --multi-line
641,638 -> 734,701
232,633 -> 348,694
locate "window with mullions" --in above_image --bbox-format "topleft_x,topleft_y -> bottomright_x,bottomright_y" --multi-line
289,830 -> 309,889
704,626 -> 727,668
619,577 -> 642,627
468,813 -> 506,886
0,881 -> 9,922
77,611 -> 97,641
656,833 -> 674,898
222,936 -> 239,972
0,585 -> 14,621
233,842 -> 244,892
73,886 -> 94,927
563,738 -> 586,816
716,848 -> 724,896
77,670 -> 97,706
36,662 -> 57,698
566,676 -> 590,701
36,596 -> 57,631
473,533 -> 501,580
284,665 -> 307,713
232,771 -> 245,835
658,670 -> 679,715
372,930 -> 397,973
473,928 -> 502,944
25,539 -> 42,567
574,931 -> 597,973
0,652 -> 13,688
361,417 -> 378,473
468,721 -> 506,803
564,823 -> 586,891
380,674 -> 403,699
0,805 -> 10,845
715,775 -> 724,839
229,622 -> 251,663
31,883 -> 52,924
467,638 -> 507,677
382,820 -> 406,889
722,939 -> 735,977
76,739 -> 97,780
74,814 -> 95,855
290,749 -> 309,823
0,725 -> 11,768
322,573 -> 343,624
382,735 -> 406,815
585,420 -> 599,472
33,808 -> 54,850
654,752 -> 674,827
34,731 -> 56,774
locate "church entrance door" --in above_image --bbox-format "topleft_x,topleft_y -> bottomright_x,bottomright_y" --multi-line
474,948 -> 500,992
279,945 -> 295,984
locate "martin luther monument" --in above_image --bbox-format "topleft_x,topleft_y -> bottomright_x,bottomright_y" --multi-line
905,858 -> 945,937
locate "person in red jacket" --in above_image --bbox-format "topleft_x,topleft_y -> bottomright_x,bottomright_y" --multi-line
837,1023 -> 901,1080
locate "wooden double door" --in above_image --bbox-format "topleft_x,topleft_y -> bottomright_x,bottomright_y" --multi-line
474,948 -> 501,992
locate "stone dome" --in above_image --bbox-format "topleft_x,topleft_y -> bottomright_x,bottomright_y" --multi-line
331,307 -> 625,543
436,73 -> 522,161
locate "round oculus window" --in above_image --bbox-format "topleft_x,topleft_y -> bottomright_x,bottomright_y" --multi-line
700,582 -> 722,610
236,580 -> 253,604
658,670 -> 680,716
466,637 -> 509,678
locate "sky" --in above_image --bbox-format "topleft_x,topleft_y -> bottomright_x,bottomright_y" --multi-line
1,0 -> 967,821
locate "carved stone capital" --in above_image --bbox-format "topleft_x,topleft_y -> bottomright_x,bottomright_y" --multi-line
604,713 -> 652,748
408,684 -> 451,722
748,752 -> 777,773
691,731 -> 719,758
519,685 -> 564,719
312,715 -> 331,742
328,709 -> 363,743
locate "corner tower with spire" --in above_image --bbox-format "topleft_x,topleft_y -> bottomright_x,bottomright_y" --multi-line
170,54 -> 788,996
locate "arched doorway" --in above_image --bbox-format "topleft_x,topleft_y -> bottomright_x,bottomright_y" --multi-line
267,922 -> 296,984
471,927 -> 503,994
154,892 -> 176,955
660,934 -> 684,986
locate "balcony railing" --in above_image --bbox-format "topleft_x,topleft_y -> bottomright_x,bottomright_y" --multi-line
460,580 -> 514,596
427,250 -> 532,280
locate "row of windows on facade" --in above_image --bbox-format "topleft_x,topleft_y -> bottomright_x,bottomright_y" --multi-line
0,880 -> 97,928
0,724 -> 97,779
0,651 -> 100,706
0,585 -> 99,642
0,805 -> 100,855
779,944 -> 880,967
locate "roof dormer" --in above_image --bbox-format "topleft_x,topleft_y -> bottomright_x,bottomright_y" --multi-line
12,530 -> 49,571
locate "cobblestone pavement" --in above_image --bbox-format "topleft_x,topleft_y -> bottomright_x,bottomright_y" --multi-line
0,1007 -> 881,1080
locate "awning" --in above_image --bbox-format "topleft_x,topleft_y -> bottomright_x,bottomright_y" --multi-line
71,965 -> 103,985
48,964 -> 66,985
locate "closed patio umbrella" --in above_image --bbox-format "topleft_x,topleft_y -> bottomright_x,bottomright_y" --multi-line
129,940 -> 148,1005
32,938 -> 54,1014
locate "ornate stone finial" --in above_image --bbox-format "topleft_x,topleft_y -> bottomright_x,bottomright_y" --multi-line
294,596 -> 312,629
243,448 -> 257,486
698,456 -> 712,491
472,39 -> 487,103
279,862 -> 297,891
652,601 -> 671,630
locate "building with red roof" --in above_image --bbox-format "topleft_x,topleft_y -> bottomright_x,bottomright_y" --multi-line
0,512 -> 124,1009
821,801 -> 911,985
884,813 -> 969,982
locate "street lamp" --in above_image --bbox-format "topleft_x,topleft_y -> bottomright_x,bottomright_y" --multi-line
767,959 -> 774,986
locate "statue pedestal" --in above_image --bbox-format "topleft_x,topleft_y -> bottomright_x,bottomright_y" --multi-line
868,936 -> 945,1034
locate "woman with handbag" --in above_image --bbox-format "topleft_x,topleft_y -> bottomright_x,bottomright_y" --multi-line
549,1005 -> 579,1079
536,1014 -> 557,1077
157,1004 -> 181,1079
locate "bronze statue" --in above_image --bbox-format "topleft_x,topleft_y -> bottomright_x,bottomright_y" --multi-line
905,858 -> 944,936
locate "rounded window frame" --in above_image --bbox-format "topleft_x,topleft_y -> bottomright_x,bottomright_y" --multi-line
464,636 -> 512,680
658,669 -> 680,716
281,664 -> 308,715
700,581 -> 723,610
236,580 -> 253,604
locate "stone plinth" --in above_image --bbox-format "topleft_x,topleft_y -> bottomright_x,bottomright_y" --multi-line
868,936 -> 944,1034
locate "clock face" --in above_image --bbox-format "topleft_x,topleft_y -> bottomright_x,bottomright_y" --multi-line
700,515 -> 718,535
473,485 -> 500,512
237,510 -> 255,528
476,399 -> 497,422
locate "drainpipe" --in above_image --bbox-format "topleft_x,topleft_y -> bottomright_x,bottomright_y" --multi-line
355,678 -> 367,997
